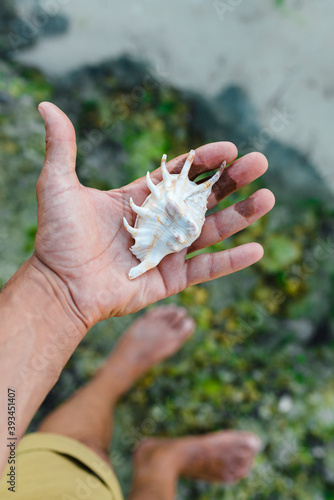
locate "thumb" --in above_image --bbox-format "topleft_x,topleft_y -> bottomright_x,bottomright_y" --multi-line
38,102 -> 78,185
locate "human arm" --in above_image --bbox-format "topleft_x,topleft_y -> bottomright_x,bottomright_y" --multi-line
0,102 -> 275,475
0,255 -> 86,475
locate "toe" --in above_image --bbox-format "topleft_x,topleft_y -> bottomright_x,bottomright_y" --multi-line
170,308 -> 189,328
242,433 -> 262,453
147,306 -> 171,318
164,316 -> 195,354
180,317 -> 196,338
222,453 -> 254,483
236,455 -> 256,480
156,305 -> 189,328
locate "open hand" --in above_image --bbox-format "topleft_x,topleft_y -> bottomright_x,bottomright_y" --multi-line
33,102 -> 275,330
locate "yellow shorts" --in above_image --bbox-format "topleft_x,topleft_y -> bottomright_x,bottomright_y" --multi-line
0,433 -> 124,500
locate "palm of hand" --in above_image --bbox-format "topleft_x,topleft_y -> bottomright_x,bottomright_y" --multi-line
34,103 -> 274,330
35,178 -> 175,324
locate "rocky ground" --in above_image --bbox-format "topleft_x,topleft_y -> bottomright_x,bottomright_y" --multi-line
1,3 -> 334,499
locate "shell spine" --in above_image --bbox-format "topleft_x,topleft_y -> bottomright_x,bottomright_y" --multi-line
123,150 -> 225,279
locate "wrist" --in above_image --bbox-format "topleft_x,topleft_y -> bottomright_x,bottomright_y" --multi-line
29,253 -> 89,337
0,255 -> 88,385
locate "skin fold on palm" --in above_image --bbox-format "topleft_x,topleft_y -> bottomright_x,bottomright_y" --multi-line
32,102 -> 275,332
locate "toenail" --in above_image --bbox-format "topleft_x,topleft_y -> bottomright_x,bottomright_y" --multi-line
184,318 -> 195,331
246,435 -> 262,452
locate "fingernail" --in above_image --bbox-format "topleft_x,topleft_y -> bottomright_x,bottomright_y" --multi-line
38,105 -> 46,122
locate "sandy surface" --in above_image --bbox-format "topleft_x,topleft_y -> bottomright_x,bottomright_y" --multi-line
14,0 -> 334,190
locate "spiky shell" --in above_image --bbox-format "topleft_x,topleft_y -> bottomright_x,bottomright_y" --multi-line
123,150 -> 225,279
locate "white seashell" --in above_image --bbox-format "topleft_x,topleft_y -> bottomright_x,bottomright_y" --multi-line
123,150 -> 225,280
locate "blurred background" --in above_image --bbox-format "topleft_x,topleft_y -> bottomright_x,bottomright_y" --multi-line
1,1 -> 334,498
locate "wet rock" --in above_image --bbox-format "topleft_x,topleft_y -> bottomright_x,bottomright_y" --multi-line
0,1 -> 69,59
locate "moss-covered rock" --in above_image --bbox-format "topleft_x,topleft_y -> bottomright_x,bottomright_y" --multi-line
0,51 -> 334,499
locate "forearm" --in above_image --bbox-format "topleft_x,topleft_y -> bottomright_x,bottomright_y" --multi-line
0,256 -> 87,476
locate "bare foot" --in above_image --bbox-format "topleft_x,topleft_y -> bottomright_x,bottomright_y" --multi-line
133,431 -> 262,485
96,305 -> 195,396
